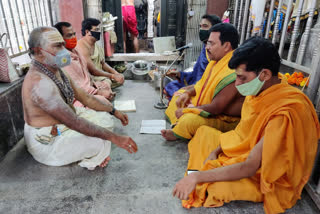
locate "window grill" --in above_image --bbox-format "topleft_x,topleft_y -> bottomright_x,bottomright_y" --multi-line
0,0 -> 53,57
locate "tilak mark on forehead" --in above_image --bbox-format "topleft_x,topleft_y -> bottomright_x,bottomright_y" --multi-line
43,31 -> 64,43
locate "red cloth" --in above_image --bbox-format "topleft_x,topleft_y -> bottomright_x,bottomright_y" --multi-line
104,32 -> 112,57
122,5 -> 138,36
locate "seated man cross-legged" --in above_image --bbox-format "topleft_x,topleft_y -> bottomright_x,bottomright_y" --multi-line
172,37 -> 320,213
162,23 -> 244,141
22,27 -> 137,170
77,18 -> 124,92
54,21 -> 113,107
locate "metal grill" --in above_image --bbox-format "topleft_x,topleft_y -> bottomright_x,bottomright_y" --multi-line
183,0 -> 207,69
230,0 -> 320,103
0,0 -> 52,57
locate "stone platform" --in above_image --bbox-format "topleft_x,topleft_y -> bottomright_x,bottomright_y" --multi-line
0,80 -> 319,213
0,77 -> 25,159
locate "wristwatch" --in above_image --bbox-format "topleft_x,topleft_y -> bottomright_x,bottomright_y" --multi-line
110,106 -> 116,115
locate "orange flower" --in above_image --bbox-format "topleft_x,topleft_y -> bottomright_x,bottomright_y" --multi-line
285,73 -> 290,79
297,72 -> 304,78
288,77 -> 295,85
296,77 -> 303,86
303,77 -> 309,86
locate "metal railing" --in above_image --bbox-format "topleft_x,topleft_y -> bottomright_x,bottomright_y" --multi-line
230,0 -> 320,104
230,0 -> 320,208
0,0 -> 53,57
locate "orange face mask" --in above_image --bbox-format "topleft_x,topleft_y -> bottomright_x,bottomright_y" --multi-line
64,37 -> 77,50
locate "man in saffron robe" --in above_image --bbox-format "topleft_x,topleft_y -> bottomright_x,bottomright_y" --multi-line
161,23 -> 244,141
54,22 -> 112,107
172,37 -> 320,214
164,15 -> 221,100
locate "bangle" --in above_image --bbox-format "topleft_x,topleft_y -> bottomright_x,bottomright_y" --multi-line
110,106 -> 116,115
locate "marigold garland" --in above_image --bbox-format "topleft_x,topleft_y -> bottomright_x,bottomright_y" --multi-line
285,72 -> 309,87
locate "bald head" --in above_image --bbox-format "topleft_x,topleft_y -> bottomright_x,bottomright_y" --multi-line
28,26 -> 59,55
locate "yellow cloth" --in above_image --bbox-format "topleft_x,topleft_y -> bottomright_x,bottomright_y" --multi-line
91,43 -> 105,70
165,51 -> 239,139
183,79 -> 320,213
173,113 -> 240,140
193,51 -> 234,106
165,51 -> 235,124
90,43 -> 112,87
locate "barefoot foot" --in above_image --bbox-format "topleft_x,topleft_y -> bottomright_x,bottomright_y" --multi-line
99,156 -> 111,168
161,129 -> 177,141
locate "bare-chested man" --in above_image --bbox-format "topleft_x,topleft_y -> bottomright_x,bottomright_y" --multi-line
77,18 -> 124,93
121,0 -> 139,53
54,21 -> 113,106
162,23 -> 244,141
23,27 -> 137,170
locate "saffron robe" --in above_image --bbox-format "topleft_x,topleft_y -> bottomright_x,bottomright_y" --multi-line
165,51 -> 240,140
183,80 -> 320,213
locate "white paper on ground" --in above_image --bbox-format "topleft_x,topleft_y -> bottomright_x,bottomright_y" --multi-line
114,100 -> 136,112
140,120 -> 166,134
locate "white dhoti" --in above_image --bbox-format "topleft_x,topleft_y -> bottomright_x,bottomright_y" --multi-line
24,107 -> 114,170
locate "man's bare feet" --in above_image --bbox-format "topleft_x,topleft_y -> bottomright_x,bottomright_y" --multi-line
99,156 -> 111,168
161,129 -> 177,141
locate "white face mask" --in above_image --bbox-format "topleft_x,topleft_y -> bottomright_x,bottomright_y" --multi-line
40,30 -> 71,68
41,48 -> 71,68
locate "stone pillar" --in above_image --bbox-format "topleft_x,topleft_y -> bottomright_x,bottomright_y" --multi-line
86,0 -> 103,47
87,0 -> 103,20
298,15 -> 320,104
147,0 -> 154,38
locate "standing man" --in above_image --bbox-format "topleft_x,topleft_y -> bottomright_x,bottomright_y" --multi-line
23,27 -> 137,170
121,0 -> 139,53
77,18 -> 124,92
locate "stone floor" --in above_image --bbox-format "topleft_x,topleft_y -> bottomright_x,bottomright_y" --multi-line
0,80 -> 319,214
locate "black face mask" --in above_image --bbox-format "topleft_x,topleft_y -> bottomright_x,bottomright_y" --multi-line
199,29 -> 210,42
90,31 -> 101,41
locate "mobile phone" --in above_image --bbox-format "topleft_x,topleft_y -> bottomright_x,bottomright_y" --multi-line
187,169 -> 198,175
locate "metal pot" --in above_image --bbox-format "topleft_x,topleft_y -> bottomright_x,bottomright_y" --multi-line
133,60 -> 148,69
132,60 -> 149,80
132,69 -> 149,80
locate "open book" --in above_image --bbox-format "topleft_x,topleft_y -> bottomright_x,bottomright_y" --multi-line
140,120 -> 166,134
114,100 -> 136,112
